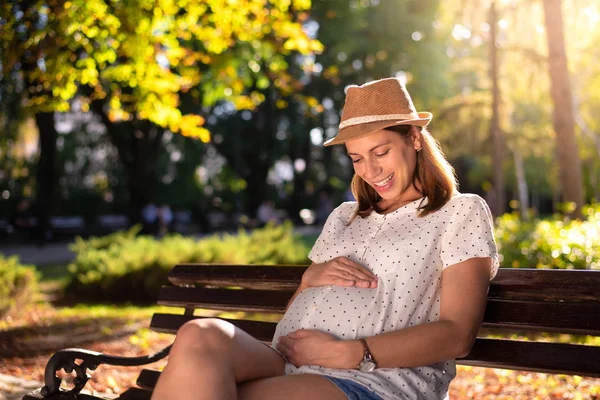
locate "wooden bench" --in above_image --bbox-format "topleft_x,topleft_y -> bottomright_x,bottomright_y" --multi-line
23,264 -> 600,399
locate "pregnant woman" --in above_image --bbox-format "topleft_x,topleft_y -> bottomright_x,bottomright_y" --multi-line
151,77 -> 498,400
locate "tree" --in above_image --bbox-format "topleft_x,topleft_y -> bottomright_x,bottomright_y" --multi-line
1,0 -> 322,220
488,1 -> 506,216
542,0 -> 583,217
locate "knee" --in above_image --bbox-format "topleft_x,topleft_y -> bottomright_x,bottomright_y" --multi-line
172,318 -> 234,354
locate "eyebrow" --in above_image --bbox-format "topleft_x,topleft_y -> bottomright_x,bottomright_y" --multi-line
347,141 -> 392,156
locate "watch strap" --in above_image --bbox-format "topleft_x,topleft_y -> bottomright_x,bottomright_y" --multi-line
359,338 -> 375,362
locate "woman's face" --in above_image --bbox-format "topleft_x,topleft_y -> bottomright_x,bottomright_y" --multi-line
346,127 -> 422,203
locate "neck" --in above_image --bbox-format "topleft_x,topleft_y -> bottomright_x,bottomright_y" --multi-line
377,186 -> 423,214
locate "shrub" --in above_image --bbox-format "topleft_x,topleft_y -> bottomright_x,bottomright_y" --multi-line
495,203 -> 600,270
0,255 -> 40,319
69,225 -> 142,253
65,221 -> 311,303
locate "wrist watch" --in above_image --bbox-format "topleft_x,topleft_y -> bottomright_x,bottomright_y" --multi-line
357,338 -> 377,372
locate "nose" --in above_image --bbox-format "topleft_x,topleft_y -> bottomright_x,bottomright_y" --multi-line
363,157 -> 382,180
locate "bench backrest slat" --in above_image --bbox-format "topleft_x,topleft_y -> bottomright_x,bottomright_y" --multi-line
156,289 -> 600,335
157,286 -> 294,313
484,299 -> 600,335
168,264 -> 306,290
152,265 -> 600,378
150,314 -> 276,341
488,269 -> 600,302
169,265 -> 600,302
461,338 -> 600,378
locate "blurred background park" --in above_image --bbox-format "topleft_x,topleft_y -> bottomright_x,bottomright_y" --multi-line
0,0 -> 599,398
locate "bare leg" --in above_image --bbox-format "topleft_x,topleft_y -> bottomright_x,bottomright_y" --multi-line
238,374 -> 349,400
151,318 -> 285,400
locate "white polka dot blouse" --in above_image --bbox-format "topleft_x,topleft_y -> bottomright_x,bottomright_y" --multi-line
272,193 -> 499,400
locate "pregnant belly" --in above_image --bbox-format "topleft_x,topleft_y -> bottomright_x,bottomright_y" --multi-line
273,285 -> 385,343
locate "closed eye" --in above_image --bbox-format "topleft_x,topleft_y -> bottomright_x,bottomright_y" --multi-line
351,158 -> 363,164
375,150 -> 390,157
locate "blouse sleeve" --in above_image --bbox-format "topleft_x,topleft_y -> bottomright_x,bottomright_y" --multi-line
440,195 -> 499,279
307,209 -> 339,264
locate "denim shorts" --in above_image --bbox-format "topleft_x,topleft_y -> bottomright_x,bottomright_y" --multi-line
323,376 -> 383,400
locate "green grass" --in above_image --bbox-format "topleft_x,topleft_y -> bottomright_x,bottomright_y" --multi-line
54,304 -> 185,319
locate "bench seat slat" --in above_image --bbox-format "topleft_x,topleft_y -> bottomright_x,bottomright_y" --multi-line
116,388 -> 152,400
149,315 -> 600,377
134,337 -> 600,394
137,370 -> 161,392
137,369 -> 160,391
150,314 -> 277,340
22,388 -> 151,400
461,338 -> 600,377
22,390 -> 105,400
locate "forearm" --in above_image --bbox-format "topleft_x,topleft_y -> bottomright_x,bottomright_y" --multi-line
344,320 -> 472,369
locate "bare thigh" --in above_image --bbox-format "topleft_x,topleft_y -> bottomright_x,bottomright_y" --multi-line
237,374 -> 348,400
164,318 -> 286,383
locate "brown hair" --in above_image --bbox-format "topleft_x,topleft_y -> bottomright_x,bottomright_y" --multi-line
349,125 -> 457,222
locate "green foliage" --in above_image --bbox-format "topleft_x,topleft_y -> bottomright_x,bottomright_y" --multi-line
65,221 -> 310,303
496,203 -> 600,269
0,255 -> 40,319
69,224 -> 142,253
1,0 -> 322,140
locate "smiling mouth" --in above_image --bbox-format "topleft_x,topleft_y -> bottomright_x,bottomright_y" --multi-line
373,172 -> 394,187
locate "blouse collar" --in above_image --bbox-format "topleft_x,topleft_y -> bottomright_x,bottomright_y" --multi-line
372,196 -> 428,220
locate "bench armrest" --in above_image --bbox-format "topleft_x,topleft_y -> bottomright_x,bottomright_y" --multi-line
41,345 -> 172,397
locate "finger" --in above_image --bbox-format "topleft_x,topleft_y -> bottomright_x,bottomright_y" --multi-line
354,279 -> 374,288
330,276 -> 355,286
289,329 -> 310,338
333,265 -> 377,283
335,257 -> 377,279
275,342 -> 287,356
276,340 -> 293,356
329,270 -> 371,288
332,269 -> 362,280
279,336 -> 293,345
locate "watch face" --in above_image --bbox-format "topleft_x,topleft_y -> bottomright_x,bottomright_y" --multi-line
359,360 -> 376,372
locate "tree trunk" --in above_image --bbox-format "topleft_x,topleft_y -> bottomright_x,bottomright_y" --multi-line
489,1 -> 506,216
123,126 -> 161,223
34,112 -> 58,240
213,88 -> 277,220
247,90 -> 276,218
512,148 -> 529,220
91,100 -> 162,223
542,0 -> 584,218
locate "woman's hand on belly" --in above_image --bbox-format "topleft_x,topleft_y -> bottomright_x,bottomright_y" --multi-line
276,329 -> 363,369
302,257 -> 378,289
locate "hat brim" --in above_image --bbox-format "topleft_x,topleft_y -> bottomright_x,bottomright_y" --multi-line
323,112 -> 432,146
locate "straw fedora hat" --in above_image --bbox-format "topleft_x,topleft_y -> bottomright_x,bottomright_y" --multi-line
324,77 -> 432,146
